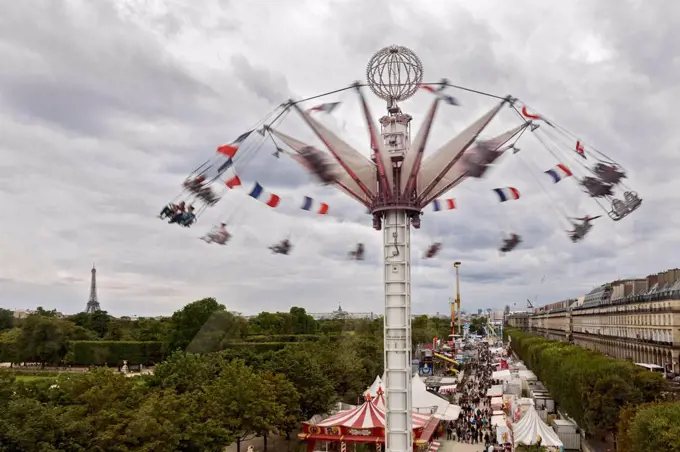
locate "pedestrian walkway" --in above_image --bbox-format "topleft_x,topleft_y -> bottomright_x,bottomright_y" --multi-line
439,439 -> 486,452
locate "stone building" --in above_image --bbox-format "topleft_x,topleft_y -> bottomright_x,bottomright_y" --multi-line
507,268 -> 680,373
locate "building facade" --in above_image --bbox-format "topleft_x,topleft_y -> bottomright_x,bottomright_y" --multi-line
507,268 -> 680,373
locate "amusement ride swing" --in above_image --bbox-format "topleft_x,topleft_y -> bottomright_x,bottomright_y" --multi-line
158,45 -> 644,452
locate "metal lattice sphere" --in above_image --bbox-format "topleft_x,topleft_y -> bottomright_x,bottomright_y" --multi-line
366,45 -> 424,102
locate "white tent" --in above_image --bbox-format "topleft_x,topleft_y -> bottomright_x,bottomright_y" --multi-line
366,375 -> 383,397
486,384 -> 503,397
412,374 -> 450,415
436,405 -> 461,421
518,370 -> 537,381
491,414 -> 507,427
492,369 -> 512,381
512,406 -> 563,447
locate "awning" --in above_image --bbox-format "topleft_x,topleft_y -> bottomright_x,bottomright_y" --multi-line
435,404 -> 461,421
486,384 -> 503,397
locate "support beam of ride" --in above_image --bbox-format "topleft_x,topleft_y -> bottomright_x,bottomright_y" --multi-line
383,209 -> 412,452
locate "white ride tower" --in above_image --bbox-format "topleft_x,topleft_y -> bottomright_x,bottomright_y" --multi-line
275,44 -> 520,452
366,46 -> 422,452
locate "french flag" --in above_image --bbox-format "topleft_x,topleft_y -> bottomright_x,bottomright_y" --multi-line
420,84 -> 446,93
225,175 -> 242,189
217,130 -> 252,158
301,196 -> 329,215
544,164 -> 573,183
307,102 -> 341,114
493,187 -> 521,202
420,84 -> 459,106
248,182 -> 280,208
575,140 -> 586,159
433,198 -> 456,212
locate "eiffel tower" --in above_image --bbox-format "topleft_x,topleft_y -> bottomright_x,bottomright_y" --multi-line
85,264 -> 101,314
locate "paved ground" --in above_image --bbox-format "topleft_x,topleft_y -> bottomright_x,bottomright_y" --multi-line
440,439 -> 486,452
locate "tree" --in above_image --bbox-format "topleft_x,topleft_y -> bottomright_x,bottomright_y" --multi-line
17,315 -> 92,366
264,346 -> 337,419
150,351 -> 227,394
186,310 -> 248,354
0,308 -> 14,332
202,360 -> 284,452
90,310 -> 111,338
506,328 -> 668,438
289,307 -> 318,334
167,298 -> 226,351
123,389 -> 231,452
625,402 -> 680,451
260,372 -> 300,443
469,316 -> 488,335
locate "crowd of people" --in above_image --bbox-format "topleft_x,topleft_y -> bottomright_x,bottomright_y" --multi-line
444,342 -> 512,452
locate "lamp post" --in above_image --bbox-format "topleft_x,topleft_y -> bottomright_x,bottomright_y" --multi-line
453,262 -> 462,337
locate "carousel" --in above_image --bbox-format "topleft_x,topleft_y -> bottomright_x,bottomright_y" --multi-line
299,390 -> 440,452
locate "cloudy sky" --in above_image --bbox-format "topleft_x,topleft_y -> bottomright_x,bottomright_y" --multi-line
1,0 -> 678,317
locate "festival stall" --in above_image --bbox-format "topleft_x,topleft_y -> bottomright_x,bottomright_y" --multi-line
490,396 -> 504,411
486,384 -> 503,397
511,406 -> 564,451
300,395 -> 438,452
437,384 -> 457,395
503,377 -> 522,396
508,397 -> 535,422
492,369 -> 512,381
372,380 -> 460,422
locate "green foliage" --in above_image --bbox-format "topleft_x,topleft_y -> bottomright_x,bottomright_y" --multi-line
469,316 -> 488,335
505,328 -> 666,437
68,341 -> 167,365
243,334 -> 333,343
515,446 -> 550,452
18,315 -> 93,365
0,296 -> 466,451
0,308 -> 14,332
167,297 -> 229,351
617,402 -> 680,452
221,341 -> 291,353
0,340 -> 20,363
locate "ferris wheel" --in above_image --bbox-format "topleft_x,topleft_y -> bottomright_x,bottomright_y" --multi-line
157,45 -> 642,452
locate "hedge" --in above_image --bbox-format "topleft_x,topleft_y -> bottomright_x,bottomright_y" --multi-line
504,328 -> 666,437
220,342 -> 292,353
243,334 -> 341,343
68,341 -> 167,366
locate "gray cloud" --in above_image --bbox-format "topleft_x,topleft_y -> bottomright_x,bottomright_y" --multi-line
0,0 -> 677,317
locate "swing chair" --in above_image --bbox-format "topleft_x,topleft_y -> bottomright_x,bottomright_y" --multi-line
423,242 -> 442,259
269,238 -> 293,255
200,223 -> 232,245
499,233 -> 522,253
348,242 -> 365,260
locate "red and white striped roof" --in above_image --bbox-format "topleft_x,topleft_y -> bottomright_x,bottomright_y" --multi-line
317,399 -> 385,429
314,395 -> 432,430
412,411 -> 432,428
372,387 -> 386,411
